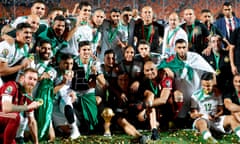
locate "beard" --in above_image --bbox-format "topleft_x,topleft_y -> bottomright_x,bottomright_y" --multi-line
24,85 -> 33,93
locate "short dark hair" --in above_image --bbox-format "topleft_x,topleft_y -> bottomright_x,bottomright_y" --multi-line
122,6 -> 132,13
175,39 -> 187,46
39,39 -> 51,47
201,72 -> 214,81
104,49 -> 115,57
201,9 -> 211,14
93,8 -> 105,14
78,40 -> 91,48
111,8 -> 121,14
32,0 -> 46,7
16,23 -> 32,31
49,7 -> 64,15
54,15 -> 65,22
60,54 -> 73,61
223,1 -> 232,7
79,1 -> 92,10
138,39 -> 150,47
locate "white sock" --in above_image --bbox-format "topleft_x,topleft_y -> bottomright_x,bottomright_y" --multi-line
16,116 -> 28,137
202,130 -> 212,140
234,127 -> 240,138
71,122 -> 78,132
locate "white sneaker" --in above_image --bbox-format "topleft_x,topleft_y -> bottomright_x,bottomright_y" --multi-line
70,129 -> 81,139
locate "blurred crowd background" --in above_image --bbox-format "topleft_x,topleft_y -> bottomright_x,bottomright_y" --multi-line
1,0 -> 240,25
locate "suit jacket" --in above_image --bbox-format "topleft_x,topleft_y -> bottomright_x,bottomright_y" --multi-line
214,16 -> 240,40
203,50 -> 232,90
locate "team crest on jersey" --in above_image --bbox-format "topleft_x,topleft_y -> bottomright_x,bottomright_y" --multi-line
2,49 -> 9,58
4,86 -> 13,94
165,80 -> 171,88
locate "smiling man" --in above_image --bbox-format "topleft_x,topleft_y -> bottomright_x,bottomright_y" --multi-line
0,23 -> 33,85
71,41 -> 106,133
158,39 -> 215,127
0,68 -> 41,144
37,15 -> 68,58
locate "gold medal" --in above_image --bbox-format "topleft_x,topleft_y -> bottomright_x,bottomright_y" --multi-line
216,69 -> 221,75
29,54 -> 34,61
204,90 -> 209,95
188,42 -> 192,48
224,56 -> 229,63
37,99 -> 44,106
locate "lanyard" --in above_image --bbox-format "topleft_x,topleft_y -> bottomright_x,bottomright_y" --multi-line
11,43 -> 28,64
213,53 -> 220,70
75,57 -> 92,80
236,91 -> 240,103
150,80 -> 158,96
186,23 -> 195,43
92,28 -> 99,44
108,25 -> 119,43
142,24 -> 154,43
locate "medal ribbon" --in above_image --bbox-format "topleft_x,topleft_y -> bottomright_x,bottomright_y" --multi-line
142,24 -> 154,43
236,91 -> 240,103
167,27 -> 180,46
150,80 -> 158,96
75,57 -> 92,80
92,29 -> 99,44
186,23 -> 195,43
108,25 -> 119,43
213,53 -> 220,71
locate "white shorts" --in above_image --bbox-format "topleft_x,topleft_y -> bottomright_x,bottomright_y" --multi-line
192,114 -> 231,134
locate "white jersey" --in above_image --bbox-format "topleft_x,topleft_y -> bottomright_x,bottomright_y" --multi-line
191,89 -> 223,115
175,52 -> 216,118
0,41 -> 29,66
11,16 -> 27,28
60,25 -> 93,56
11,16 -> 46,28
162,26 -> 188,56
0,40 -> 29,86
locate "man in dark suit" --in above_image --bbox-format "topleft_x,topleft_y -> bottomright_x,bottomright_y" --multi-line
214,2 -> 240,41
119,6 -> 135,47
202,34 -> 232,93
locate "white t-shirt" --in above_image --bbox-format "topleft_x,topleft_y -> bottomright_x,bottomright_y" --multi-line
60,25 -> 93,56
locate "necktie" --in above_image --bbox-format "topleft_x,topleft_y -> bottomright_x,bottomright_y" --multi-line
229,19 -> 233,37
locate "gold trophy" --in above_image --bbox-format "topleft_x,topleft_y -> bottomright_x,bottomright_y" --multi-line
101,107 -> 115,137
